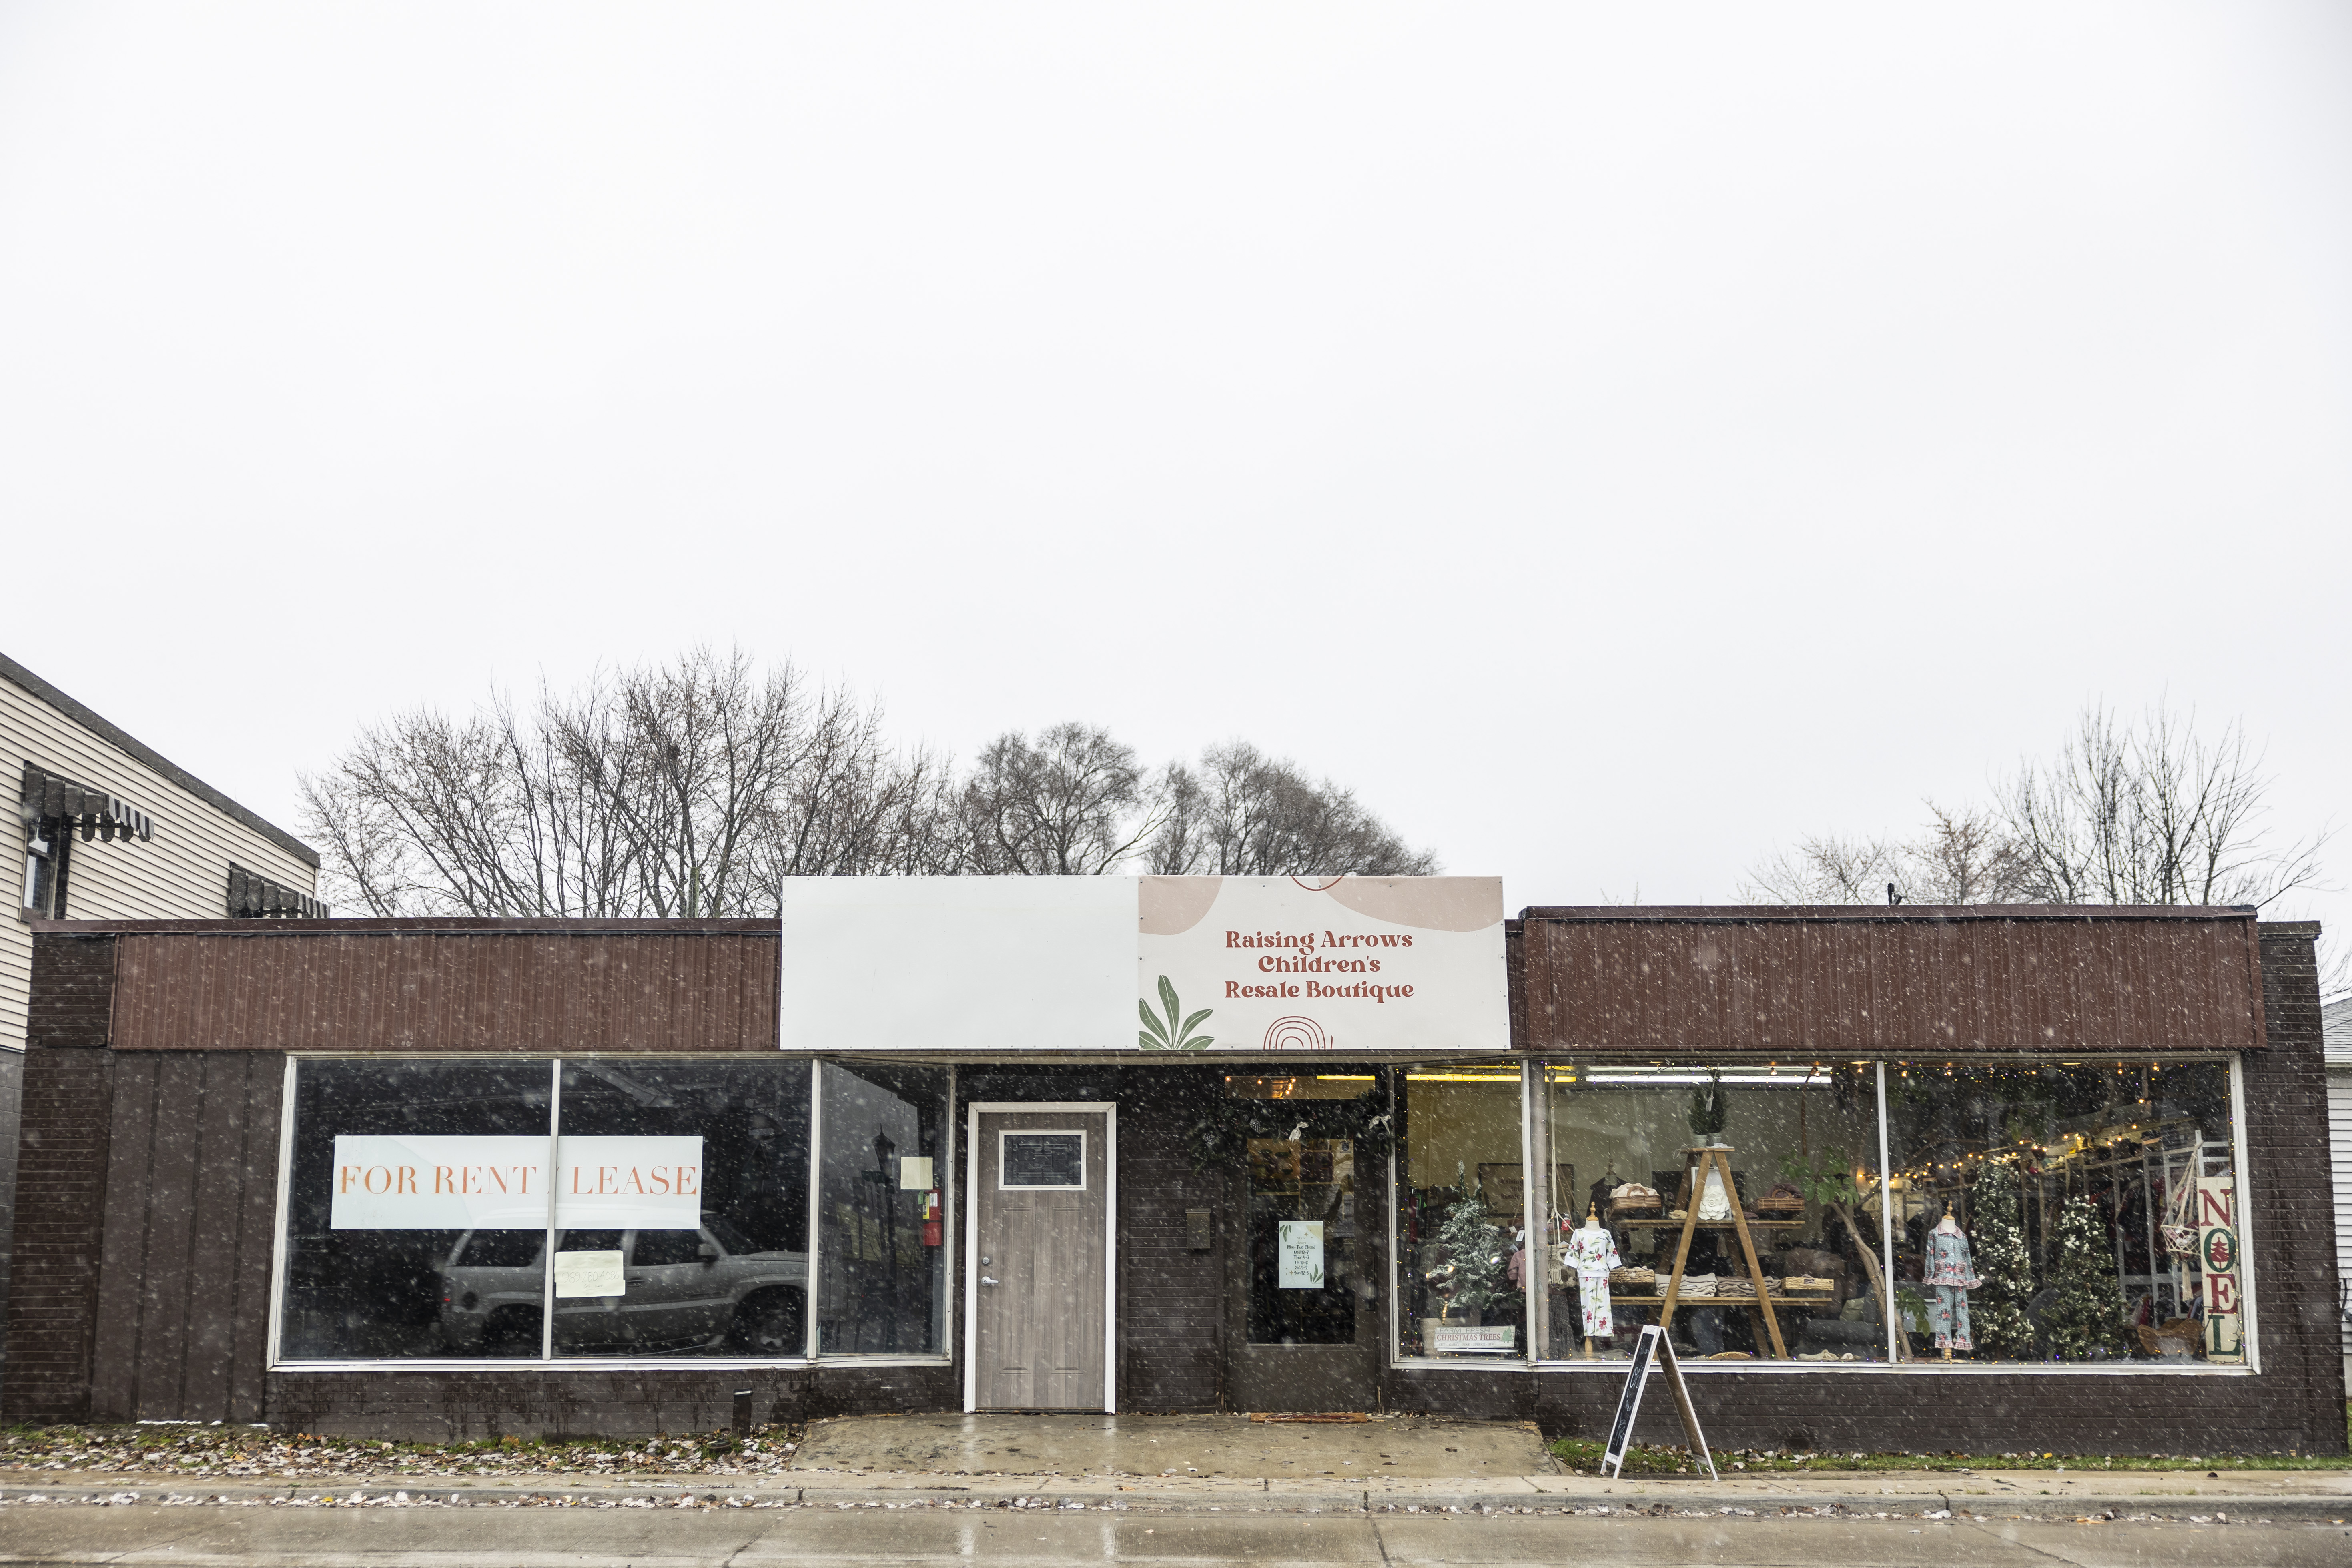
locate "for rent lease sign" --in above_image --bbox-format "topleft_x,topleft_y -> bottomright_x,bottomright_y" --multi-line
330,1135 -> 703,1230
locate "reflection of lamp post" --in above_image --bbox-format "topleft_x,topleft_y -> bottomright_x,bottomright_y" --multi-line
872,1129 -> 898,1352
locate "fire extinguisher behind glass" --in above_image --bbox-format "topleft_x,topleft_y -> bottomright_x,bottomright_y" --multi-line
922,1189 -> 943,1247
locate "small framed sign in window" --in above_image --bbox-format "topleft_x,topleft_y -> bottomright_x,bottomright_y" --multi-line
999,1131 -> 1087,1190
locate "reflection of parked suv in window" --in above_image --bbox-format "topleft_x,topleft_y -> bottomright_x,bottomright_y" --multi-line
436,1217 -> 807,1355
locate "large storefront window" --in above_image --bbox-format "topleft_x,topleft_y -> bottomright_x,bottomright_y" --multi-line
549,1059 -> 814,1359
1530,1061 -> 1889,1363
815,1062 -> 950,1355
1394,1063 -> 1528,1360
1518,1055 -> 2249,1370
1881,1058 -> 2240,1364
281,1060 -> 555,1360
277,1057 -> 948,1365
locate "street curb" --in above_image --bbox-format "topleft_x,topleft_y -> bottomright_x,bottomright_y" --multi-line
2,1478 -> 2346,1523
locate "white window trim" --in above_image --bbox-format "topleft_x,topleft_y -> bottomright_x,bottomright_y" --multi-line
1401,1052 -> 2257,1376
267,1053 -> 956,1373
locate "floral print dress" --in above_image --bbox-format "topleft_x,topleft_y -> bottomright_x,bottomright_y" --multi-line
1562,1224 -> 1623,1337
1922,1226 -> 1981,1351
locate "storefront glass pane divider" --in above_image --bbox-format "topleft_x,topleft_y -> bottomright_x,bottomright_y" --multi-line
1875,1060 -> 1897,1365
1520,1057 -> 1541,1366
803,1056 -> 823,1362
541,1058 -> 561,1361
264,1055 -> 300,1372
2228,1052 -> 2258,1372
1384,1066 -> 1401,1371
940,1064 -> 957,1375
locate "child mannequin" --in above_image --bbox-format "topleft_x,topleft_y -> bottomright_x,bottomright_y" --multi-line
1923,1211 -> 1980,1360
1562,1205 -> 1621,1357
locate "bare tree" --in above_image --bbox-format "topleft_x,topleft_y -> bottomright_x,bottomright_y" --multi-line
1741,703 -> 2330,919
305,662 -> 1449,908
301,648 -> 924,916
1998,702 -> 2328,910
1147,742 -> 1438,876
1740,802 -> 2030,906
960,723 -> 1155,874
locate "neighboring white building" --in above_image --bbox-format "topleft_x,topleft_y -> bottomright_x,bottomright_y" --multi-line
4,651 -> 323,1323
2327,995 -> 2351,1386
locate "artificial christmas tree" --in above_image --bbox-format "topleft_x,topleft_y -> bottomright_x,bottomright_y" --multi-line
1424,1178 -> 1510,1322
1967,1159 -> 2038,1359
2043,1193 -> 2130,1361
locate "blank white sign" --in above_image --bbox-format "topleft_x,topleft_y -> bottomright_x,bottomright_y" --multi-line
779,876 -> 1136,1053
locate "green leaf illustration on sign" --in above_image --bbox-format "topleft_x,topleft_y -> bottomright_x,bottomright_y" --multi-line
1139,976 -> 1213,1051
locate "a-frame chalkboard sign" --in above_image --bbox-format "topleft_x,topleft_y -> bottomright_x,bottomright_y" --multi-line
1599,1324 -> 1718,1480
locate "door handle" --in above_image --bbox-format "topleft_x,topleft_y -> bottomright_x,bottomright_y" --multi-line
980,1276 -> 1000,1287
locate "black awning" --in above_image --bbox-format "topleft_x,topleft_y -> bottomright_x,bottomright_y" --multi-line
19,762 -> 155,843
227,863 -> 329,920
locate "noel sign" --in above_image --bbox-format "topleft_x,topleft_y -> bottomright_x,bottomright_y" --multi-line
2196,1176 -> 2242,1362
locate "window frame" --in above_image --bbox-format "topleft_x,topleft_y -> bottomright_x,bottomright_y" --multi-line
1378,1051 -> 2258,1376
267,1053 -> 956,1373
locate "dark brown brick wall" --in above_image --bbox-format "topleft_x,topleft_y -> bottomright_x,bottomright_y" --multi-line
2,935 -> 118,1421
270,1365 -> 958,1442
1110,1074 -> 1225,1412
14,924 -> 2342,1450
86,1052 -> 283,1423
1503,922 -> 2348,1455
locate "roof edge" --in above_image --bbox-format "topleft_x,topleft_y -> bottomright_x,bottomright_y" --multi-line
2,650 -> 320,868
1518,904 -> 2260,923
31,916 -> 778,935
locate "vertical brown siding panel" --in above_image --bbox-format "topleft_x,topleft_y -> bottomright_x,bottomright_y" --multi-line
229,1055 -> 284,1424
134,1055 -> 207,1418
89,1054 -> 158,1421
180,1053 -> 250,1420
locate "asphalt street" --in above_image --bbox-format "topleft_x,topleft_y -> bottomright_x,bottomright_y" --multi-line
0,1506 -> 2348,1567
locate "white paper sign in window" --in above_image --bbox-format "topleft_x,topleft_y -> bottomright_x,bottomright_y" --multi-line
553,1249 -> 626,1299
1277,1220 -> 1325,1288
330,1135 -> 548,1230
555,1135 -> 704,1229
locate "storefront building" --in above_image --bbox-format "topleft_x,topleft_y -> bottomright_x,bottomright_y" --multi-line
2,882 -> 2342,1454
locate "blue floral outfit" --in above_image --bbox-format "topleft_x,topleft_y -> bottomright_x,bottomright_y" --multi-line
1922,1225 -> 1980,1351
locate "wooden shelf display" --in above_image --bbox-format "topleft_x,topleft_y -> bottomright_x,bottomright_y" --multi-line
1638,1145 -> 1791,1359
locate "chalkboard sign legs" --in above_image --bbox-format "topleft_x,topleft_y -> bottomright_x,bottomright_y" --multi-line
1599,1324 -> 1718,1481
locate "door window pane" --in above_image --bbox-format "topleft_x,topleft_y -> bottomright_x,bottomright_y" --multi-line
1881,1058 -> 2240,1364
551,1060 -> 811,1358
280,1060 -> 553,1361
815,1062 -> 950,1355
1394,1063 -> 1527,1359
1227,1072 -> 1378,1347
1532,1061 -> 1886,1363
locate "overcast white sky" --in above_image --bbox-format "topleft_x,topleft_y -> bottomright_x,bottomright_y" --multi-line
3,4 -> 2348,937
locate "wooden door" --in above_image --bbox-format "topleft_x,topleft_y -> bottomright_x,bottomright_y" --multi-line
970,1107 -> 1110,1411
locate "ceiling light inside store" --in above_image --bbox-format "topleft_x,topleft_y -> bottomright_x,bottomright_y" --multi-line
1581,1071 -> 1828,1087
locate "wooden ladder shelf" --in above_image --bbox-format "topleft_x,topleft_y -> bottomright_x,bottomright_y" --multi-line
1654,1145 -> 1789,1360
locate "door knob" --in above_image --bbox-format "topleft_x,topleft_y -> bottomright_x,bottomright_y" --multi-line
980,1276 -> 1001,1287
